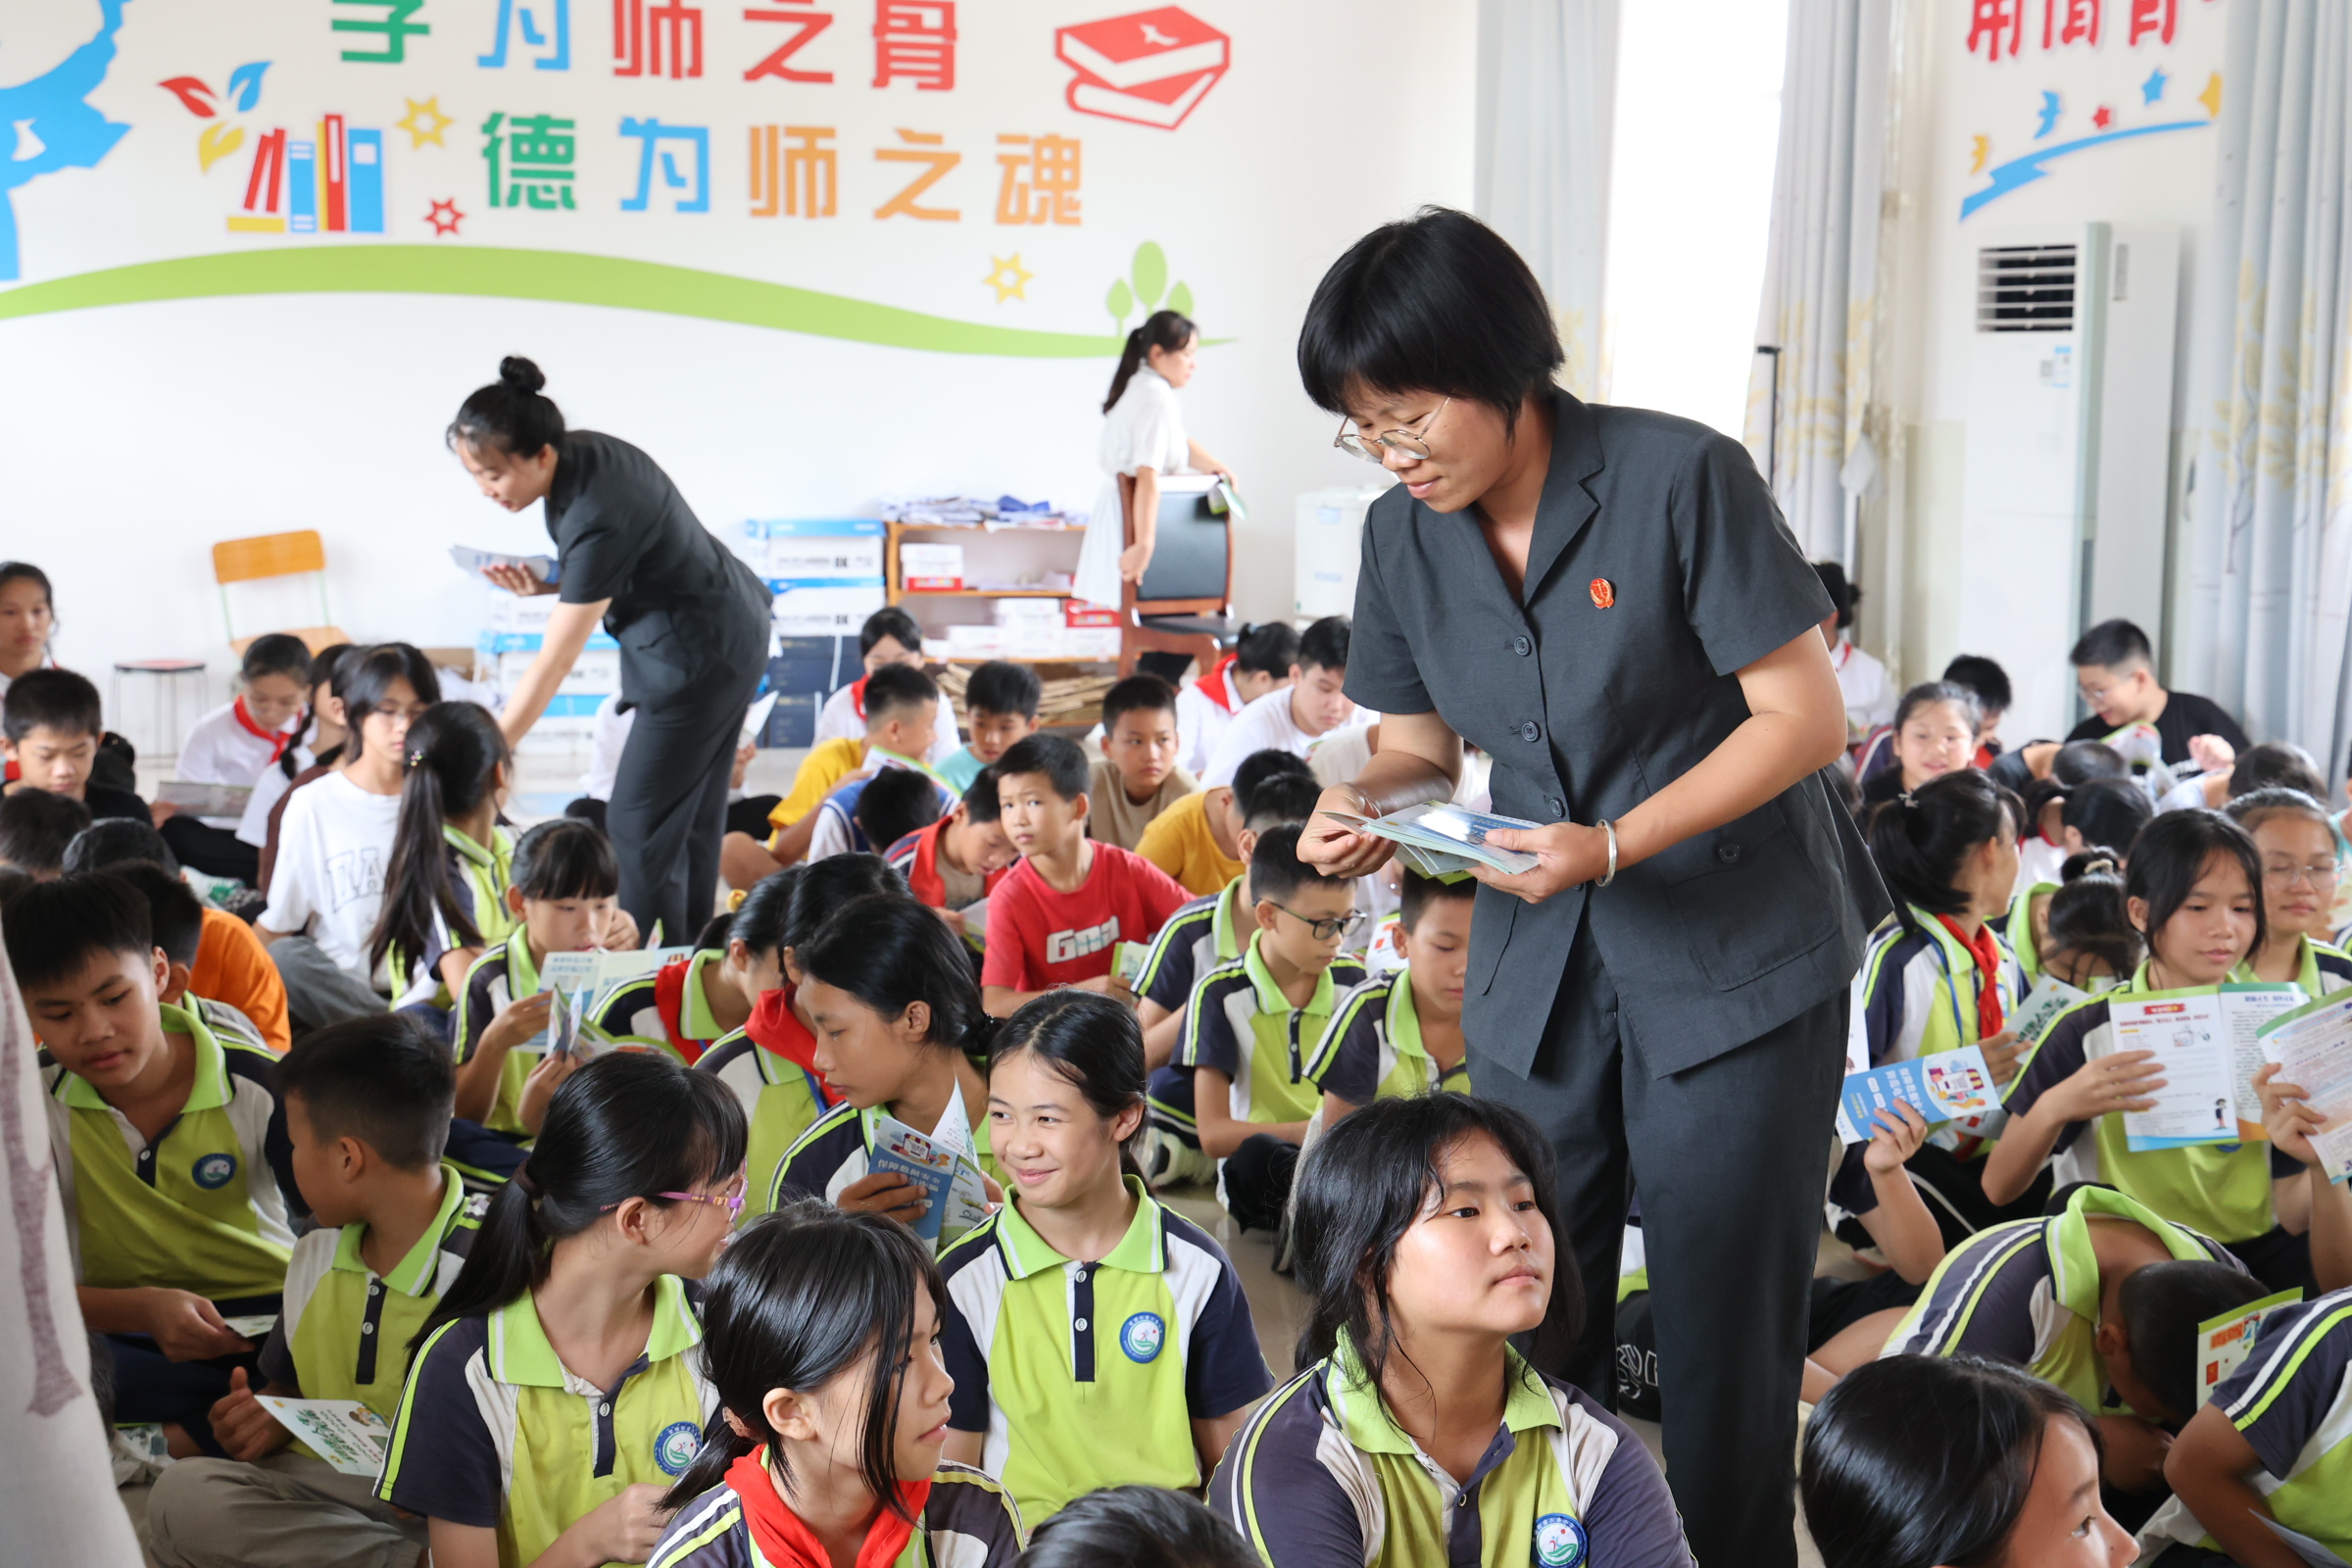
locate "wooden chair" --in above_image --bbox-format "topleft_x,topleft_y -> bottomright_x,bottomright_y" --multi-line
1117,475 -> 1241,677
212,530 -> 349,655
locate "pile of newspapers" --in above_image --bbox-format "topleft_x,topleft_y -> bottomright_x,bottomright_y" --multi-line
1319,802 -> 1542,880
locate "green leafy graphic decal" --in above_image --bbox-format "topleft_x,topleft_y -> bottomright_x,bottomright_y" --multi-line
1106,240 -> 1193,333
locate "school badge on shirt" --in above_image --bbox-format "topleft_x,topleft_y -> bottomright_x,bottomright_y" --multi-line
1589,578 -> 1615,610
1118,1311 -> 1165,1363
192,1152 -> 238,1190
655,1421 -> 702,1476
1535,1513 -> 1588,1567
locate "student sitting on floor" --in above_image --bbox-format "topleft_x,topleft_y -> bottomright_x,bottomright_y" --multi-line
884,767 -> 1016,947
1136,745 -> 1313,901
240,643 -> 355,890
594,872 -> 789,1069
164,632 -> 312,886
2155,1284 -> 2352,1568
107,861 -> 272,1055
808,753 -> 951,864
2067,617 -> 2250,768
452,818 -> 640,1152
809,606 -> 963,767
1859,679 -> 1983,807
368,703 -> 523,1014
1986,811 -> 2321,1295
1181,823 -> 1367,1232
2226,787 -> 2352,994
1843,770 -> 2036,1243
724,662 -> 943,887
940,992 -> 1270,1524
645,1203 -> 1025,1568
1089,674 -> 1199,852
1882,1182 -> 2264,1499
3,872 -> 296,1456
2008,777 -> 2151,984
1314,867 -> 1473,1119
1801,1355 -> 2135,1568
143,1015 -> 478,1568
1201,615 -> 1366,789
378,1054 -> 745,1568
1213,1095 -> 1694,1567
1015,1485 -> 1258,1568
63,819 -> 292,1052
769,893 -> 1001,1220
937,659 -> 1041,794
1175,620 -> 1298,780
980,734 -> 1190,1016
0,782 -> 88,877
2256,1057 -> 2352,1295
3,667 -> 148,822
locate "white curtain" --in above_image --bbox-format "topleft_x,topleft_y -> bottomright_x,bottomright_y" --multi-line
1743,0 -> 1891,562
2178,0 -> 2352,771
1475,0 -> 1620,401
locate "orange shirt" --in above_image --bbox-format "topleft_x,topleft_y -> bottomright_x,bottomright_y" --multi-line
192,906 -> 291,1052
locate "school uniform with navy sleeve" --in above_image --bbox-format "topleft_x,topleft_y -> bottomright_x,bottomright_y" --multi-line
395,824 -> 517,1010
1211,1333 -> 1696,1568
693,1026 -> 830,1225
937,1176 -> 1272,1524
378,1274 -> 713,1568
590,949 -> 724,1065
1310,967 -> 1472,1109
767,1100 -> 1000,1214
2232,936 -> 2352,998
1138,876 -> 1247,1149
649,1457 -> 1024,1568
805,763 -> 956,861
442,938 -> 542,1191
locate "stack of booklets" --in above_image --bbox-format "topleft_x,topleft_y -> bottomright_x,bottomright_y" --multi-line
1054,8 -> 1229,128
1317,802 -> 1541,880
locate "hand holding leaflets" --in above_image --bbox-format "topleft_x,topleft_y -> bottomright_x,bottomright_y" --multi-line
255,1396 -> 393,1477
2254,993 -> 2352,1182
1838,1045 -> 2001,1146
452,544 -> 562,588
2091,985 -> 2306,1151
1316,801 -> 1541,880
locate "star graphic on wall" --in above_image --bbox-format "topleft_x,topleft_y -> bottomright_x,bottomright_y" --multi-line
397,96 -> 453,150
2091,105 -> 2114,129
1969,134 -> 1989,174
2034,91 -> 2062,139
984,253 -> 1035,303
2198,72 -> 2224,119
2140,68 -> 2169,105
425,198 -> 465,236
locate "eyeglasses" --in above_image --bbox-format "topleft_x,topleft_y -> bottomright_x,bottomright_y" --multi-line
602,1172 -> 746,1218
1334,398 -> 1450,465
2263,860 -> 2340,888
1267,902 -> 1366,943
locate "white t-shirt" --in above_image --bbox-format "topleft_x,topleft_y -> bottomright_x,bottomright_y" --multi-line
1833,637 -> 1896,737
1174,664 -> 1243,779
258,770 -> 402,986
1077,366 -> 1192,610
808,681 -> 963,766
235,748 -> 312,849
1201,686 -> 1373,788
177,699 -> 301,828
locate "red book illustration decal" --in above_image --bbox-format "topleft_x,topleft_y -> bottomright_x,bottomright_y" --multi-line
322,113 -> 349,232
1054,8 -> 1229,129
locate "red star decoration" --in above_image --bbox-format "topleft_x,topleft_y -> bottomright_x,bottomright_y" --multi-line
2091,105 -> 2114,129
425,198 -> 465,236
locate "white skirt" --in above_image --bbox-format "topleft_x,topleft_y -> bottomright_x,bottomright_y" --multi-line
1072,472 -> 1128,611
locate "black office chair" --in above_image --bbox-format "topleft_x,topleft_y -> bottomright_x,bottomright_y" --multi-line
1118,478 -> 1241,677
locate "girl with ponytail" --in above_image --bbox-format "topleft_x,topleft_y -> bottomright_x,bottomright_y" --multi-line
646,1203 -> 1024,1568
765,892 -> 1002,1223
1073,307 -> 1237,609
368,701 -> 517,1007
932,992 -> 1272,1525
382,1052 -> 747,1568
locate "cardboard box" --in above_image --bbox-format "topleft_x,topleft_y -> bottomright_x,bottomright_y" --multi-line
495,650 -> 619,694
763,535 -> 885,580
771,583 -> 886,636
1065,601 -> 1119,627
901,543 -> 966,592
991,597 -> 1065,627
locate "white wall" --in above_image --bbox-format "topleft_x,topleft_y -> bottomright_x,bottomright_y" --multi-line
0,0 -> 1475,701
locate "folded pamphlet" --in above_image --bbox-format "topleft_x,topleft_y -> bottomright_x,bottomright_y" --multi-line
2195,1288 -> 2302,1409
1837,1046 -> 1999,1146
256,1397 -> 392,1477
452,544 -> 562,586
868,1114 -> 991,1255
1320,802 -> 1541,880
219,1312 -> 277,1342
1110,940 -> 1150,991
158,781 -> 253,816
2099,985 -> 2306,1151
2012,973 -> 2091,1047
537,946 -> 694,1008
2257,992 -> 2352,1182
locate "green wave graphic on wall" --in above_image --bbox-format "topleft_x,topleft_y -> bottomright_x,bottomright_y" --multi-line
0,245 -> 1128,357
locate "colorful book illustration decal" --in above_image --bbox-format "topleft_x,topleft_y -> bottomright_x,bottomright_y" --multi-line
1054,8 -> 1230,130
230,117 -> 385,235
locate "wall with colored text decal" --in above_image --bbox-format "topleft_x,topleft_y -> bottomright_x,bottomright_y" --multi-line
0,0 -> 1468,697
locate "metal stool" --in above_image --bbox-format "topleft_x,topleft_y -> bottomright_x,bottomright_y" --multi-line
111,659 -> 210,769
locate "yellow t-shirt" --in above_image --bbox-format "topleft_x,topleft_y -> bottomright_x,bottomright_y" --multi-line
768,736 -> 866,831
1136,789 -> 1244,898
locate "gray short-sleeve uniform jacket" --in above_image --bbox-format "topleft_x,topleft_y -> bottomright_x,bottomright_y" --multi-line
1346,391 -> 1887,1079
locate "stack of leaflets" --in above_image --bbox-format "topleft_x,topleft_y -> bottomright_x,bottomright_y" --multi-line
1318,802 -> 1541,880
451,544 -> 561,585
157,781 -> 253,816
2094,984 -> 2307,1151
538,946 -> 695,1009
2255,992 -> 2352,1182
1836,1045 -> 1999,1145
867,1113 -> 992,1256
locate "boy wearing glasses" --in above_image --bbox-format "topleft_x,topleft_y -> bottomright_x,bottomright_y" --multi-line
2066,617 -> 2248,767
981,733 -> 1190,1016
1180,822 -> 1366,1230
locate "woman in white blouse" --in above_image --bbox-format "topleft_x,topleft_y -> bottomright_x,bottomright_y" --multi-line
1074,310 -> 1237,610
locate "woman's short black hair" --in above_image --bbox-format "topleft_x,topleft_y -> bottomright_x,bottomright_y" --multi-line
1298,207 -> 1562,430
1801,1354 -> 2102,1568
448,356 -> 564,459
239,633 -> 315,685
512,817 -> 619,903
1016,1485 -> 1255,1568
2126,808 -> 2265,957
1291,1093 -> 1579,1389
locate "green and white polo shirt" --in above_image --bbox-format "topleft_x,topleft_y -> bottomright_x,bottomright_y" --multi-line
43,1002 -> 296,1301
1879,1182 -> 2242,1414
380,1273 -> 713,1568
937,1176 -> 1271,1523
594,948 -> 729,1066
1139,876 -> 1248,1016
649,1456 -> 1024,1568
257,1162 -> 482,1450
693,1026 -> 830,1225
2231,936 -> 2352,998
191,994 -> 270,1055
1211,1332 -> 1693,1568
767,1097 -> 1000,1215
1180,932 -> 1365,1127
454,937 -> 545,1139
1309,968 -> 1472,1109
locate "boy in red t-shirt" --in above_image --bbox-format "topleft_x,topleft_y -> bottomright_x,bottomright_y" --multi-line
982,733 -> 1189,1016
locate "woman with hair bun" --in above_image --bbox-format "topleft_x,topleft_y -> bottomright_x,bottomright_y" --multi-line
449,357 -> 771,949
1074,309 -> 1237,613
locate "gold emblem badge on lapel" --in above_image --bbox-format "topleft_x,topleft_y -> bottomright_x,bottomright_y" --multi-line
1590,577 -> 1615,610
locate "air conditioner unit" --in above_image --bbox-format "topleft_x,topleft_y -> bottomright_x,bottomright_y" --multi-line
1958,223 -> 2180,738
1295,485 -> 1390,618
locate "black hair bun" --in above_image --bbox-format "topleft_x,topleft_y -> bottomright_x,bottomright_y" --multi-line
498,356 -> 546,394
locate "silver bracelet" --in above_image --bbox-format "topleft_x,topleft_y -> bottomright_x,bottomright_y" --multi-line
1595,819 -> 1618,887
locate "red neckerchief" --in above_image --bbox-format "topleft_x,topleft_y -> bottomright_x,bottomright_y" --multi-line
749,983 -> 827,1085
1192,654 -> 1241,714
1831,639 -> 1851,672
889,818 -> 1007,909
849,675 -> 869,720
725,1449 -> 927,1568
652,956 -> 713,1065
1936,914 -> 2006,1040
232,696 -> 296,763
